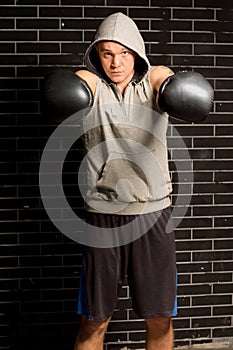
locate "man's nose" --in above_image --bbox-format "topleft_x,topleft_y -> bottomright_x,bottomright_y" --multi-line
111,55 -> 120,67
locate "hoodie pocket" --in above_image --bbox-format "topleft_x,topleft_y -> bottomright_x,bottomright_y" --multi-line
95,151 -> 168,203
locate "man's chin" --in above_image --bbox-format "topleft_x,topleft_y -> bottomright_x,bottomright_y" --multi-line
109,73 -> 123,81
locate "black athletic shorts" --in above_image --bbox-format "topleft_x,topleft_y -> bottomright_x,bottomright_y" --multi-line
77,206 -> 177,322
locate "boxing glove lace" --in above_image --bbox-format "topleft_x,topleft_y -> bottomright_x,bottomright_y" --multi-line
158,71 -> 214,122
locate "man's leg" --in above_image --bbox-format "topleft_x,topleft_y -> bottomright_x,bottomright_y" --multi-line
74,315 -> 111,350
145,317 -> 174,350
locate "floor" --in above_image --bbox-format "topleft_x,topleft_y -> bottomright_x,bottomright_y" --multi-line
119,342 -> 233,350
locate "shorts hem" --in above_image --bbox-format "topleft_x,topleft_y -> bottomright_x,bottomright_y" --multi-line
78,311 -> 113,323
135,310 -> 177,319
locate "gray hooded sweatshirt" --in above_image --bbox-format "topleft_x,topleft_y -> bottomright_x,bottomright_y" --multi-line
81,12 -> 172,215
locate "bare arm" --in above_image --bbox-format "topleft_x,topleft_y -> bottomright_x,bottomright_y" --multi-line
150,65 -> 174,95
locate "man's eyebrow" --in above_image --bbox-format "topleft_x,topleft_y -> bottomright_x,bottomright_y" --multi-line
100,48 -> 111,51
96,46 -> 111,52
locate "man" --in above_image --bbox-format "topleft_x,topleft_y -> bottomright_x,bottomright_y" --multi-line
41,12 -> 213,350
74,13 -> 177,350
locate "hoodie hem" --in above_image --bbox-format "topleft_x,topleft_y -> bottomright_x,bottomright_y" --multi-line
85,197 -> 171,215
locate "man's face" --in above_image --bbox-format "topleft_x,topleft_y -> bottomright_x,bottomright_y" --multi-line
96,41 -> 136,90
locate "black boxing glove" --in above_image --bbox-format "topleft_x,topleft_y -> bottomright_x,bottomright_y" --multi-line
40,69 -> 93,124
158,71 -> 214,122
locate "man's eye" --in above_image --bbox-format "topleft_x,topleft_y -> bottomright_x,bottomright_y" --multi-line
104,52 -> 111,57
122,51 -> 128,56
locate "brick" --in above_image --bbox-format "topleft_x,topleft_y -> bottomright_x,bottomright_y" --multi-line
195,44 -> 233,56
17,18 -> 59,29
18,0 -> 59,3
193,228 -> 233,239
195,0 -> 231,7
213,327 -> 233,338
194,160 -> 233,171
107,0 -> 148,5
39,6 -> 82,18
173,55 -> 214,67
216,126 -> 233,135
213,306 -> 233,316
173,32 -> 214,43
216,149 -> 233,158
216,102 -> 233,112
129,7 -> 171,18
192,316 -> 231,328
174,9 -> 214,20
39,30 -> 82,42
217,56 -> 233,67
61,18 -> 102,29
192,273 -> 232,283
216,32 -> 233,43
62,0 -> 104,3
0,55 -> 37,65
0,30 -> 37,41
17,43 -> 60,53
208,114 -> 232,124
84,7 -> 127,18
191,194 -> 213,205
0,78 -> 38,90
193,171 -> 213,182
177,252 -> 191,263
193,206 -> 233,217
142,31 -> 171,43
194,137 -> 233,148
152,19 -> 192,31
178,262 -> 212,273
214,261 -> 233,272
61,42 -> 88,54
39,54 -> 82,66
193,295 -> 232,306
175,125 -> 214,137
175,328 -> 211,340
217,9 -> 233,21
215,193 -> 233,204
195,20 -> 233,32
0,6 -> 37,17
0,43 -> 15,53
193,251 -> 232,262
151,43 -> 192,55
178,284 -> 211,296
0,19 -> 14,28
149,55 -> 171,66
0,101 -> 38,114
0,0 -> 14,3
152,0 -> 192,5
213,283 -> 233,294
176,240 -> 212,251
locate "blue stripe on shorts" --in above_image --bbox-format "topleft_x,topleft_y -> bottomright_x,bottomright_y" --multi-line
172,271 -> 178,317
77,268 -> 91,320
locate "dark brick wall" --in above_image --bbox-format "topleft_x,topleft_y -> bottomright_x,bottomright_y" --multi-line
0,1 -> 232,349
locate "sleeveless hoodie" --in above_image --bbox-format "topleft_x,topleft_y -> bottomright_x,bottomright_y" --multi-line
82,12 -> 172,215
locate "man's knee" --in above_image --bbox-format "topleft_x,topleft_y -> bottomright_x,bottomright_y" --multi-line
74,316 -> 111,349
78,316 -> 110,340
145,317 -> 172,332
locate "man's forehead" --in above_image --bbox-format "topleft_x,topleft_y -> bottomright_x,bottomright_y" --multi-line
97,41 -> 129,51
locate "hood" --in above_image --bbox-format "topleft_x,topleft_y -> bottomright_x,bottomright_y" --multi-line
84,12 -> 150,81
